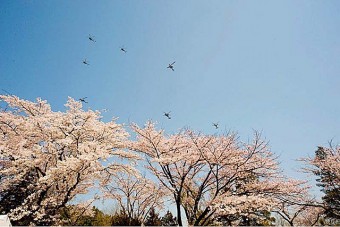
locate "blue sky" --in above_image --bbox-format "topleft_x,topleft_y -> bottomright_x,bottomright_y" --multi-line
1,0 -> 339,186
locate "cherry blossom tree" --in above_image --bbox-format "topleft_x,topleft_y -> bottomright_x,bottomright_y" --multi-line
272,183 -> 325,226
0,95 -> 138,225
273,144 -> 340,226
274,201 -> 324,226
102,172 -> 167,225
130,122 -> 307,226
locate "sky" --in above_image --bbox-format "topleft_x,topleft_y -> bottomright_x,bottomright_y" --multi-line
1,0 -> 340,194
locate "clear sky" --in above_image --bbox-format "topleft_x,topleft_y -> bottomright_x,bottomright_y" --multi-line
1,0 -> 339,183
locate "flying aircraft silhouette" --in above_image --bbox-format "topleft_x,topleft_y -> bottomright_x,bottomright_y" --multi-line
79,97 -> 88,103
88,34 -> 96,42
167,61 -> 175,71
164,111 -> 171,119
213,122 -> 219,129
120,47 -> 127,53
82,59 -> 90,65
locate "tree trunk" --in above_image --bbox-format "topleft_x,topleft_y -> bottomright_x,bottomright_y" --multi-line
176,199 -> 183,226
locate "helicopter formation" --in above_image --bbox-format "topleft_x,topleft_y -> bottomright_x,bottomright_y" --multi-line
81,34 -> 218,129
83,35 -> 175,71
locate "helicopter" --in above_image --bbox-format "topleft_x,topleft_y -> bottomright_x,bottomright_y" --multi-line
167,61 -> 175,71
82,59 -> 90,65
120,47 -> 127,53
79,97 -> 88,103
163,111 -> 171,119
88,34 -> 96,42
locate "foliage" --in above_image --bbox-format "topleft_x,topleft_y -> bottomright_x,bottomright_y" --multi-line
1,94 -> 336,226
102,172 -> 166,224
161,210 -> 178,226
130,122 -> 307,226
59,205 -> 112,226
303,146 -> 340,225
0,171 -> 37,223
144,207 -> 162,226
0,95 -> 138,225
111,210 -> 141,226
215,210 -> 275,226
274,202 -> 324,226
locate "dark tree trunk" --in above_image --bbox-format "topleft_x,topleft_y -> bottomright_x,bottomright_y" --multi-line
176,199 -> 183,226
